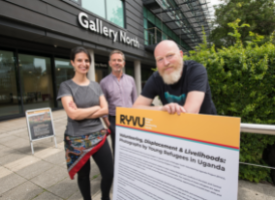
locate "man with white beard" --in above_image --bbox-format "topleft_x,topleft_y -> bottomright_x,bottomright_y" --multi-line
133,40 -> 216,115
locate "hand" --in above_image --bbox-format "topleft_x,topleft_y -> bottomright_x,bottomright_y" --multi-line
161,103 -> 186,115
69,101 -> 77,110
103,117 -> 111,128
104,118 -> 111,127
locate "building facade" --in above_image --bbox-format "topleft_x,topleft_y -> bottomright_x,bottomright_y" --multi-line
0,0 -> 210,120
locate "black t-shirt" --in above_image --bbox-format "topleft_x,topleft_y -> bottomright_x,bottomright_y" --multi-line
142,60 -> 216,114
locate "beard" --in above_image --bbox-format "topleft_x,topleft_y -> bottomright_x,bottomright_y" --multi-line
160,62 -> 183,85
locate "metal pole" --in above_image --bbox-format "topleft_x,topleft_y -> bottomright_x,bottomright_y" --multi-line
155,27 -> 157,44
240,123 -> 275,135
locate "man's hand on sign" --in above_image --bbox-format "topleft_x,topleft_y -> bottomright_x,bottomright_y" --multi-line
161,103 -> 185,115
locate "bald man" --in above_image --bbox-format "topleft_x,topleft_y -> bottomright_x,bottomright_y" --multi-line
133,40 -> 216,115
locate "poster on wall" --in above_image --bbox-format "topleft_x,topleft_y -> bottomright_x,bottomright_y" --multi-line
113,107 -> 241,200
26,108 -> 57,154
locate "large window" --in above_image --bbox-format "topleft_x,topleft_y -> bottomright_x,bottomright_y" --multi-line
55,58 -> 74,107
72,0 -> 124,28
0,50 -> 22,117
143,7 -> 191,51
18,54 -> 54,111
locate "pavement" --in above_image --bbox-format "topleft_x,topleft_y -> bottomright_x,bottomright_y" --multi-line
0,110 -> 274,200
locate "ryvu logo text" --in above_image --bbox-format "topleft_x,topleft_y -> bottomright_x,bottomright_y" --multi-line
120,115 -> 145,127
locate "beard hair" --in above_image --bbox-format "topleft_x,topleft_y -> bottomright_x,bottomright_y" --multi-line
161,63 -> 183,85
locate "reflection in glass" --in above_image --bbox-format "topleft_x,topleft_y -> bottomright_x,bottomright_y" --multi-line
55,58 -> 74,107
82,0 -> 105,18
125,62 -> 135,78
0,50 -> 21,117
18,54 -> 54,111
106,0 -> 124,27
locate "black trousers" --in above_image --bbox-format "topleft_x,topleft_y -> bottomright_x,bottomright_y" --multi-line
77,140 -> 114,200
108,115 -> 116,156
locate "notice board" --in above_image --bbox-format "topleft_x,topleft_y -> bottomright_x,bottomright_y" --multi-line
26,108 -> 55,141
113,107 -> 240,200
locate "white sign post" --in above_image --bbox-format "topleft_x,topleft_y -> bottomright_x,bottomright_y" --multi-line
26,108 -> 57,154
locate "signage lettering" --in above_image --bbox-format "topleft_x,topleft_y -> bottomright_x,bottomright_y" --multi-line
78,12 -> 140,48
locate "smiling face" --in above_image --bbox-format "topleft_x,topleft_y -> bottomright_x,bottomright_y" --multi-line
109,53 -> 125,73
70,52 -> 90,75
154,40 -> 184,84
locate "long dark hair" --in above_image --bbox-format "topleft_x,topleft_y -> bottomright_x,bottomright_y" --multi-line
70,46 -> 91,62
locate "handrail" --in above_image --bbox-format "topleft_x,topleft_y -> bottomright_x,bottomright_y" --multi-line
240,123 -> 275,170
240,123 -> 275,135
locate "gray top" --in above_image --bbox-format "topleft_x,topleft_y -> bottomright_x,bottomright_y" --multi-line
57,79 -> 104,136
100,73 -> 137,116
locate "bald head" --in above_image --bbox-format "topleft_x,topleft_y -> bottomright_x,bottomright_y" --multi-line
154,40 -> 180,59
154,40 -> 184,84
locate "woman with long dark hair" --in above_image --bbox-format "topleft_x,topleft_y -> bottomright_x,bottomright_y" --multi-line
57,46 -> 113,200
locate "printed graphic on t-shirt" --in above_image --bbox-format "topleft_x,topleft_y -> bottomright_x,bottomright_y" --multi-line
164,92 -> 186,105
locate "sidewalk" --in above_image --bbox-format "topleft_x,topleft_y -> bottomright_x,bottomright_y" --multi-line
0,110 -> 274,200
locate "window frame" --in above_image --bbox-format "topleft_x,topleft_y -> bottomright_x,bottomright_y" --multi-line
63,0 -> 125,29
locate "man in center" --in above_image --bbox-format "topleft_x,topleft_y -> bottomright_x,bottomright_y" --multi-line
133,40 -> 216,115
100,50 -> 138,155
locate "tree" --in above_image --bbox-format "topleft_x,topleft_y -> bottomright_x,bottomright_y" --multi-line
209,0 -> 275,48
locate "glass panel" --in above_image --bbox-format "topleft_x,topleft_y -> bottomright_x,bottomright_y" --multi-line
156,18 -> 162,30
143,7 -> 147,18
143,18 -> 148,29
0,50 -> 22,117
106,0 -> 124,27
142,66 -> 154,88
147,11 -> 155,24
82,0 -> 105,18
144,19 -> 148,45
55,58 -> 74,107
95,61 -> 109,83
125,62 -> 135,78
70,0 -> 80,3
18,54 -> 54,111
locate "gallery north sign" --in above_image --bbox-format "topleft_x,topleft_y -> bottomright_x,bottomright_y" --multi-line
78,12 -> 140,48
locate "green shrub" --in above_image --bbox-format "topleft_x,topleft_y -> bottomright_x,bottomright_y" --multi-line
184,20 -> 275,182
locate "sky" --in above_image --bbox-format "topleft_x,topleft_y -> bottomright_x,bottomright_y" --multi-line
208,0 -> 224,19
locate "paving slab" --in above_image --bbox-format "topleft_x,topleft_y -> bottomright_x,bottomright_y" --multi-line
0,169 -> 26,194
42,150 -> 65,166
10,130 -> 30,140
0,135 -> 18,145
32,191 -> 63,200
0,153 -> 24,166
30,165 -> 67,189
15,160 -> 54,180
67,190 -> 83,200
34,147 -> 62,160
0,181 -> 43,200
0,144 -> 18,158
47,177 -> 79,199
238,180 -> 275,200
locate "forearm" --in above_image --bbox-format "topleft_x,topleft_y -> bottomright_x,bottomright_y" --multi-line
70,106 -> 100,120
132,105 -> 163,111
88,107 -> 108,119
183,106 -> 199,114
